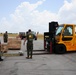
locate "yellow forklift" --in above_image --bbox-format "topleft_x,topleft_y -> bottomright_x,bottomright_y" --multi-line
44,22 -> 76,54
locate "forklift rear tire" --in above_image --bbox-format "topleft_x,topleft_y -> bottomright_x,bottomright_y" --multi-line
55,44 -> 66,54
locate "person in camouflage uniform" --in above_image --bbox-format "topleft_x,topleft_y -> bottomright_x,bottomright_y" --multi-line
3,31 -> 8,43
24,29 -> 36,59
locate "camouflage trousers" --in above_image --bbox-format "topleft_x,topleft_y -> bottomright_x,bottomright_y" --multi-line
27,42 -> 33,57
4,38 -> 8,43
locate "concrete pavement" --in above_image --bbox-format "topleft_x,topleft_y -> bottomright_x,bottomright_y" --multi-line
0,53 -> 76,75
0,39 -> 76,75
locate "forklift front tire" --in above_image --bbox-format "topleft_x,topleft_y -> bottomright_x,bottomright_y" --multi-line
55,44 -> 66,54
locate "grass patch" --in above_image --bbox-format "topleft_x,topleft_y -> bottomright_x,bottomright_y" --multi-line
8,33 -> 18,37
0,33 -> 18,37
37,34 -> 44,40
0,33 -> 44,40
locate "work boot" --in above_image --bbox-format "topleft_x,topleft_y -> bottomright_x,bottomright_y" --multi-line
29,56 -> 32,59
0,59 -> 3,61
0,57 -> 3,61
26,57 -> 29,59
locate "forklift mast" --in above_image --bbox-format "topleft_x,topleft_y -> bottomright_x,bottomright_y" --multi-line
44,21 -> 59,53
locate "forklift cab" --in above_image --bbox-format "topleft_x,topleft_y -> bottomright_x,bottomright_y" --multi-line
55,24 -> 76,54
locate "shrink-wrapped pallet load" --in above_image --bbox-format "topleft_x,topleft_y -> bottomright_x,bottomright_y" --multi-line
1,43 -> 8,53
8,37 -> 21,50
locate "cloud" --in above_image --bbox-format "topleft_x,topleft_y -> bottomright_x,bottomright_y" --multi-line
0,17 -> 11,32
2,0 -> 57,33
0,0 -> 76,33
58,0 -> 76,24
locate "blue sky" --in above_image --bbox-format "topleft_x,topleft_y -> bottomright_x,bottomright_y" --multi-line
0,0 -> 75,33
0,0 -> 64,18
